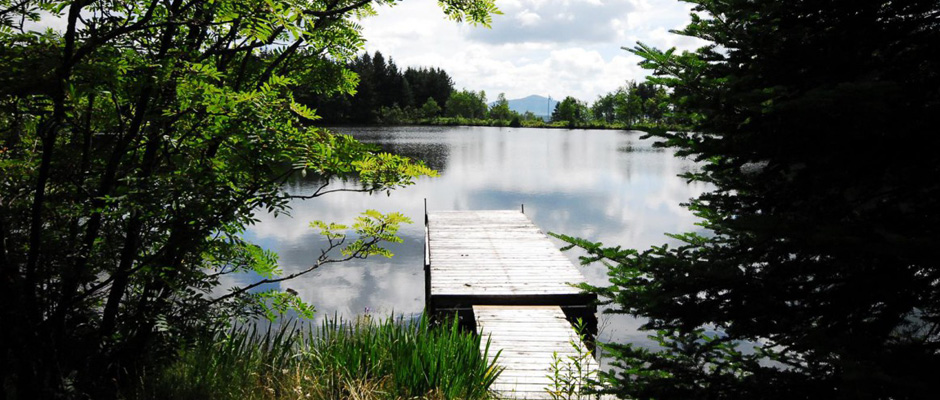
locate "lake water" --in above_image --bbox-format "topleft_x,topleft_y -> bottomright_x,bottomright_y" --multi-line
240,125 -> 710,346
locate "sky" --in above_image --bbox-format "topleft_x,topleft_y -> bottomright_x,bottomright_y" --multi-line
25,0 -> 708,103
359,0 -> 709,102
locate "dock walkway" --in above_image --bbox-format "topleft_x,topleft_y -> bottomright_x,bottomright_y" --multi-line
425,210 -> 600,399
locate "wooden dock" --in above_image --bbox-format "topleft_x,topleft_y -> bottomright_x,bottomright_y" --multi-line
425,210 -> 595,312
475,305 -> 599,399
425,210 -> 600,399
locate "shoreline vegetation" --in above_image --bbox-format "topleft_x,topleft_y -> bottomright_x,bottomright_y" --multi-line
398,117 -> 678,133
326,117 -> 680,133
306,52 -> 682,131
132,315 -> 502,400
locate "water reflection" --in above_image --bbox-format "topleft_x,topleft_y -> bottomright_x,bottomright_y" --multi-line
342,125 -> 453,172
241,126 -> 711,348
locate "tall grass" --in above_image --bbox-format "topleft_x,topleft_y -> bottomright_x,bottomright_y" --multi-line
133,315 -> 501,400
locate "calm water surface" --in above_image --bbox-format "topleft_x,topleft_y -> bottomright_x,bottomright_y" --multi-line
240,125 -> 710,346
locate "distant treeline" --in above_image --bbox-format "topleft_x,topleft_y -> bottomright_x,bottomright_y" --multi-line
547,82 -> 678,129
302,51 -> 454,124
303,51 -> 684,129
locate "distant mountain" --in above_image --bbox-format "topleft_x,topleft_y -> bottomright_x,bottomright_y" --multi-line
491,95 -> 559,119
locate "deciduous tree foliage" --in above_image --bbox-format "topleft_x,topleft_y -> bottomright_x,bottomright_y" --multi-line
592,81 -> 670,126
0,0 -> 496,397
420,96 -> 442,118
488,92 -> 513,121
556,0 -> 940,398
445,89 -> 488,119
550,96 -> 589,126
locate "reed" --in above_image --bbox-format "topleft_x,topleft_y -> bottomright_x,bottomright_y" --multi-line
133,314 -> 501,400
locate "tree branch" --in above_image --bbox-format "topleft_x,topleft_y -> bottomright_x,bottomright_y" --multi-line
288,186 -> 375,199
304,0 -> 372,18
202,233 -> 384,308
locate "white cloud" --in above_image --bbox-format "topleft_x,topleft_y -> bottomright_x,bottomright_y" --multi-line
359,0 -> 707,102
468,0 -> 628,44
516,9 -> 542,26
241,128 -> 712,325
21,0 -> 707,103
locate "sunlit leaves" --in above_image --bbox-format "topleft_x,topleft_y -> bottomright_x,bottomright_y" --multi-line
344,210 -> 411,257
0,0 -> 499,394
254,289 -> 316,320
203,233 -> 280,279
301,129 -> 438,193
310,220 -> 350,240
437,0 -> 502,27
312,210 -> 412,259
288,98 -> 318,121
352,152 -> 438,192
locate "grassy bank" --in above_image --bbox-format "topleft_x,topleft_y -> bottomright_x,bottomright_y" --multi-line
131,315 -> 501,400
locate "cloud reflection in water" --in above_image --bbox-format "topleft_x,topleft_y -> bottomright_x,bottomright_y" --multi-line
241,126 -> 711,348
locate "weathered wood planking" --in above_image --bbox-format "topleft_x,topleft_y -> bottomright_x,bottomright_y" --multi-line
425,211 -> 604,398
476,306 -> 599,399
426,210 -> 593,310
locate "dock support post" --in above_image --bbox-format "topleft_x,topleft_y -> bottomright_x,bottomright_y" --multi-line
423,198 -> 431,317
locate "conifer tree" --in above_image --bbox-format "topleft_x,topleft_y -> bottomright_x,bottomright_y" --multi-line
556,1 -> 940,398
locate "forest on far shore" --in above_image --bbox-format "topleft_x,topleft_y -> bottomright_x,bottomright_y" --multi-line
303,51 -> 678,128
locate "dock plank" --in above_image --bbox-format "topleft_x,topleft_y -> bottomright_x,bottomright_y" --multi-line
476,305 -> 599,399
426,211 -> 605,399
426,210 -> 592,308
